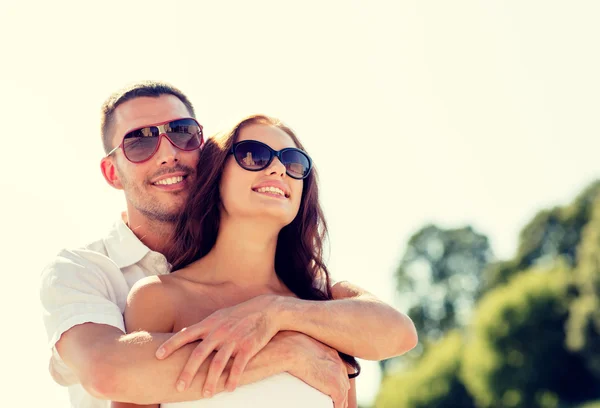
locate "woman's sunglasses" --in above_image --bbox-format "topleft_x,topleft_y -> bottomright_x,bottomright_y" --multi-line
229,140 -> 313,180
106,118 -> 204,163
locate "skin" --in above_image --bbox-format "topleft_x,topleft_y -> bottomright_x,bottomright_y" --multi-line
113,123 -> 358,408
56,96 -> 352,407
52,96 -> 417,408
153,126 -> 418,398
100,94 -> 200,254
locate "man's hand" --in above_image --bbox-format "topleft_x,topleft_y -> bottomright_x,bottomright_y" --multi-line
270,331 -> 351,408
156,295 -> 282,396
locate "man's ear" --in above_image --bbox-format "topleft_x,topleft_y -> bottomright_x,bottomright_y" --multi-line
100,157 -> 123,190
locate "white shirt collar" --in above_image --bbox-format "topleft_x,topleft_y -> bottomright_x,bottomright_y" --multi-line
103,212 -> 152,268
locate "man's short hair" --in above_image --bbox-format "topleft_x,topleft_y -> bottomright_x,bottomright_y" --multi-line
100,81 -> 196,154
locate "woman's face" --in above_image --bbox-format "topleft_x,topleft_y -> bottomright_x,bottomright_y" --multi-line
219,123 -> 304,227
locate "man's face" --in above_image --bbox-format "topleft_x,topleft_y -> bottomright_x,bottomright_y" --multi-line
103,94 -> 201,223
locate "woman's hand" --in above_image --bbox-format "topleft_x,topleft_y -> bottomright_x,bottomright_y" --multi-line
156,294 -> 282,396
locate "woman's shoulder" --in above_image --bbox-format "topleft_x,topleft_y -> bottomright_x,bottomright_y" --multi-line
128,274 -> 178,303
125,275 -> 179,332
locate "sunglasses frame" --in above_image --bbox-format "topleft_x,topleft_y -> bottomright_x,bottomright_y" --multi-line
106,117 -> 204,164
229,139 -> 313,180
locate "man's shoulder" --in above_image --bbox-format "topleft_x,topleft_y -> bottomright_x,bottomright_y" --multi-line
40,236 -> 118,283
50,241 -> 112,268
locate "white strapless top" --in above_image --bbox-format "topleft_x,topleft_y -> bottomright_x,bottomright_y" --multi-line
161,372 -> 332,408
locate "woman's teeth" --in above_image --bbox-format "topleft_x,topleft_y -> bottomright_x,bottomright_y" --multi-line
255,186 -> 286,197
155,176 -> 184,185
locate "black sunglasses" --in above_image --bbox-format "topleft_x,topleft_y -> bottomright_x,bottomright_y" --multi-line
106,118 -> 204,163
229,140 -> 313,180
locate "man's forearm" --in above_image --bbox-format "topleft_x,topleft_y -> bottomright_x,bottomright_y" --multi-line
94,331 -> 207,404
274,289 -> 418,360
61,325 -> 292,404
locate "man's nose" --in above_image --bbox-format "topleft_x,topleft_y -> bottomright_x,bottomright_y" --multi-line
154,134 -> 179,165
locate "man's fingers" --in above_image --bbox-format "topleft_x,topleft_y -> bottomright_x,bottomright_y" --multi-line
332,390 -> 343,408
203,343 -> 236,397
343,376 -> 350,408
225,352 -> 251,392
157,324 -> 209,359
176,340 -> 216,392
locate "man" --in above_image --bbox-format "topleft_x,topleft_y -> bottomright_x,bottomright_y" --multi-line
40,81 -> 417,408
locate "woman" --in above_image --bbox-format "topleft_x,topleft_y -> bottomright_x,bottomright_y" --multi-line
113,115 -> 413,407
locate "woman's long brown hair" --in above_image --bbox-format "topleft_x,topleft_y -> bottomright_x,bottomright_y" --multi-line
167,114 -> 360,376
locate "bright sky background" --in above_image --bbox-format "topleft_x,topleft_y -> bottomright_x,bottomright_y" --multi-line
1,1 -> 599,407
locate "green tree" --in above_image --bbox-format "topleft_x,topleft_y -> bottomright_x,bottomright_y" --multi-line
481,181 -> 600,294
375,331 -> 475,408
566,199 -> 600,380
395,225 -> 493,342
462,265 -> 598,408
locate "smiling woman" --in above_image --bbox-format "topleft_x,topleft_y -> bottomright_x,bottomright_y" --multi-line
112,115 -> 361,408
111,114 -> 418,408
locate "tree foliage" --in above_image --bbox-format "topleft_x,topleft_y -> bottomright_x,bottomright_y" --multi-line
481,181 -> 600,294
462,265 -> 598,407
380,180 -> 600,407
566,198 -> 600,380
396,225 -> 492,340
375,331 -> 475,408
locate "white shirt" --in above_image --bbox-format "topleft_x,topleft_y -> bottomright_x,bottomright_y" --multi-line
39,215 -> 171,408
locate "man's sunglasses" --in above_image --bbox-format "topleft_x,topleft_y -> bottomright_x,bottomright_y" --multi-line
106,118 -> 204,163
229,140 -> 313,180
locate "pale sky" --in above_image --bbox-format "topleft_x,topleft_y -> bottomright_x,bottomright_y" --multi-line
2,1 -> 599,406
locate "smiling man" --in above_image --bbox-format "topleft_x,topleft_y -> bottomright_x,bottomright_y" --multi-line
100,90 -> 200,253
39,81 -> 417,408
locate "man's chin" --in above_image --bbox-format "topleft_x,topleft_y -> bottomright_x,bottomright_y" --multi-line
138,202 -> 186,224
142,210 -> 182,224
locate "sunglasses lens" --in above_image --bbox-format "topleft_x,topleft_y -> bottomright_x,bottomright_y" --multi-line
122,119 -> 202,163
166,119 -> 203,150
234,142 -> 272,170
123,128 -> 160,162
281,150 -> 311,179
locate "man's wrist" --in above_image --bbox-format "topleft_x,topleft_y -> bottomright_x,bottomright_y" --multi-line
258,294 -> 286,333
268,295 -> 304,332
266,331 -> 300,372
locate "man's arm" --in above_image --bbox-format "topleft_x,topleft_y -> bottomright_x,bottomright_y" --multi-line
56,323 -> 204,403
57,323 -> 351,407
277,280 -> 419,360
49,267 -> 350,407
156,279 -> 417,394
159,280 -> 416,360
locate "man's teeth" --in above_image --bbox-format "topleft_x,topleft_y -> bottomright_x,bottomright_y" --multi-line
256,186 -> 286,196
155,176 -> 184,186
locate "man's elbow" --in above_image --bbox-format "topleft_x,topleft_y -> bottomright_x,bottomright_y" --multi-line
80,351 -> 123,400
395,315 -> 418,356
82,348 -> 158,405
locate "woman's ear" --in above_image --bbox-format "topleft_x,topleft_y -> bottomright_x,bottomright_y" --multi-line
100,157 -> 123,190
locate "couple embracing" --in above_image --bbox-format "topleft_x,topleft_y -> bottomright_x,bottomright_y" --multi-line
40,81 -> 417,408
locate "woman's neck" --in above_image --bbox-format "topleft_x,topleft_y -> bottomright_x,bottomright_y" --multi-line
197,217 -> 285,290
